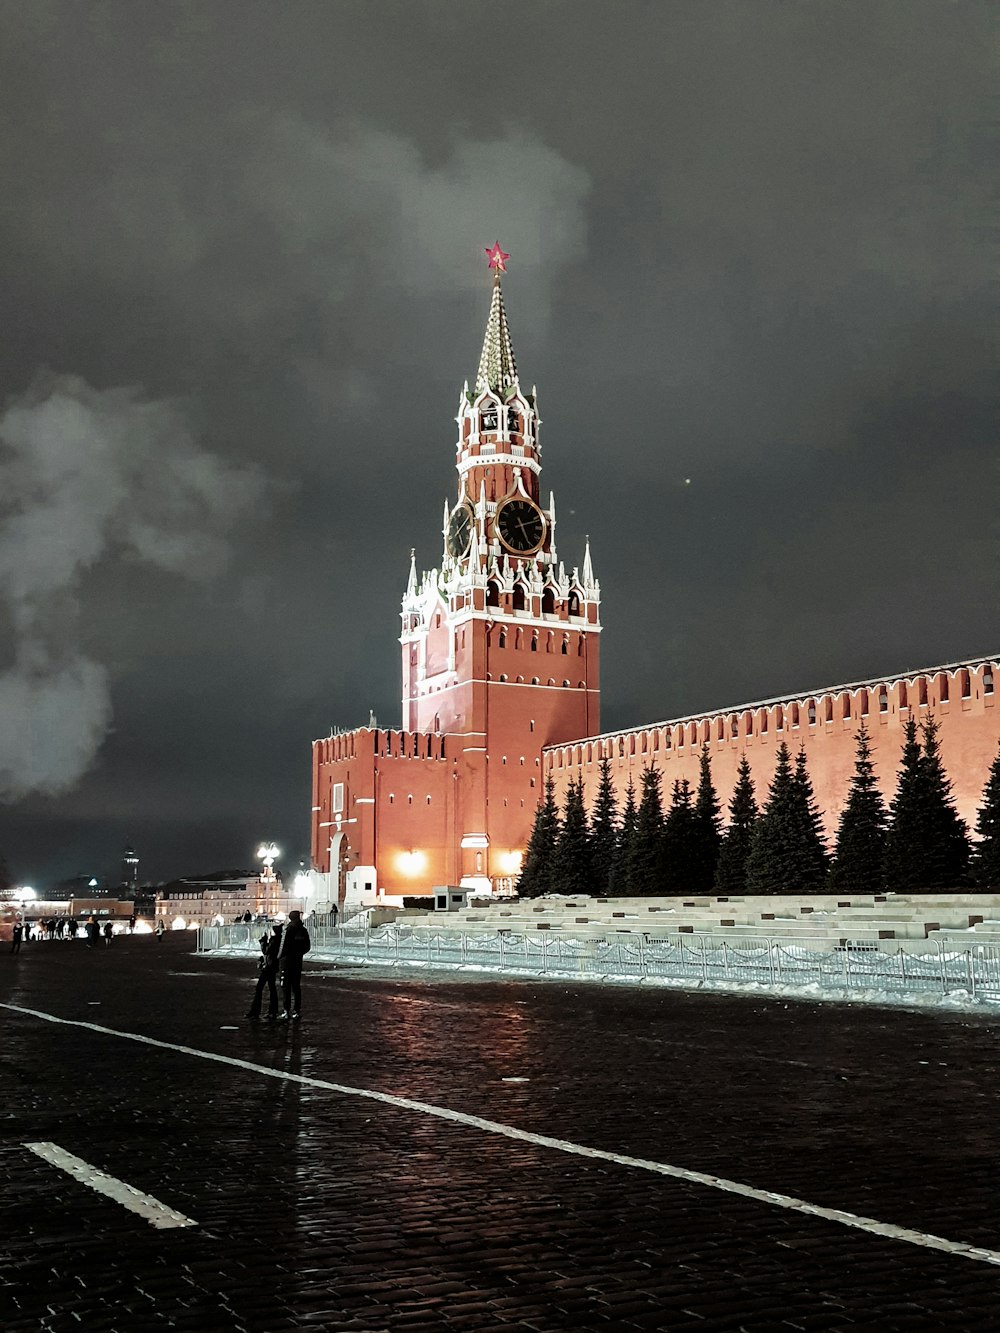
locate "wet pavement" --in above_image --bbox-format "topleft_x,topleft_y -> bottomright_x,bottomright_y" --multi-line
3,931 -> 1000,1331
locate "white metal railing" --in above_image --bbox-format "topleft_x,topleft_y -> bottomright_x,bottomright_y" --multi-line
196,924 -> 1000,999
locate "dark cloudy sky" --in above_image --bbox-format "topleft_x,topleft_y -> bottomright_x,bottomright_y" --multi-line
1,0 -> 996,888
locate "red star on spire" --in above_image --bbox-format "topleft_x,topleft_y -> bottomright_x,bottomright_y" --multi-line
484,241 -> 510,274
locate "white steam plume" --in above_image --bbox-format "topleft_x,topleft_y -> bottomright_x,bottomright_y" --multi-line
0,373 -> 265,798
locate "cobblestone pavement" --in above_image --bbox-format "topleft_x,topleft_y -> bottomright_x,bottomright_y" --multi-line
3,934 -> 1000,1331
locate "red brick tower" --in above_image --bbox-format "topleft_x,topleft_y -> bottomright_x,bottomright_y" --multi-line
311,247 -> 600,899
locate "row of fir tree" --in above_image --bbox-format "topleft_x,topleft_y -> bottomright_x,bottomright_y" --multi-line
516,718 -> 1000,898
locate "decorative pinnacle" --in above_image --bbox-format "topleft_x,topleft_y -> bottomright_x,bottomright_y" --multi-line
475,250 -> 518,395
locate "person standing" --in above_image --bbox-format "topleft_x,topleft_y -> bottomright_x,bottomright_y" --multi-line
86,919 -> 100,948
103,922 -> 113,946
277,910 -> 310,1021
246,923 -> 283,1021
330,902 -> 339,928
10,922 -> 22,954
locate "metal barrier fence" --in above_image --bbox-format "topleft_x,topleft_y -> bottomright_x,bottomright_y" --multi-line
197,923 -> 1000,999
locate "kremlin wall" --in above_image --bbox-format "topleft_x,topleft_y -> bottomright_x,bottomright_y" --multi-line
544,656 -> 1000,842
310,253 -> 997,906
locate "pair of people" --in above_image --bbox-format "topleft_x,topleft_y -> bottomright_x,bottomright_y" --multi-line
246,910 -> 310,1022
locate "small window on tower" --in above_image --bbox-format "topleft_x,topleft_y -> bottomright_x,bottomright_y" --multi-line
482,408 -> 498,431
530,719 -> 535,730
507,408 -> 519,432
568,592 -> 580,615
498,629 -> 506,649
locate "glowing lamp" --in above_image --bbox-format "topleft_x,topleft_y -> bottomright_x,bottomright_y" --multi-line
398,850 -> 426,876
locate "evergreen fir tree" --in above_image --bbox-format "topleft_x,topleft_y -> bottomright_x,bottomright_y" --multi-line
516,776 -> 561,899
691,745 -> 723,893
609,775 -> 638,894
662,777 -> 700,893
790,747 -> 830,891
746,743 -> 827,894
830,722 -> 887,894
883,718 -> 926,892
973,742 -> 1000,888
553,778 -> 593,895
624,765 -> 665,895
917,715 -> 971,888
714,756 -> 758,895
589,757 -> 619,895
884,716 -> 971,891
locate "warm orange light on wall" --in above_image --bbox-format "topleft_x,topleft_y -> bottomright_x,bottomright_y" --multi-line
397,850 -> 427,876
500,850 -> 523,874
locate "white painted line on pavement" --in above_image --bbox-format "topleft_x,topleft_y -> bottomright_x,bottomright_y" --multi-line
25,1140 -> 197,1230
5,1002 -> 998,1266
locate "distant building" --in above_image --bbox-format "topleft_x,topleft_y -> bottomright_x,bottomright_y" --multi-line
53,873 -> 111,899
155,869 -> 305,929
121,843 -> 139,894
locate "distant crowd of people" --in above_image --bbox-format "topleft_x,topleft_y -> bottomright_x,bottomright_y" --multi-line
9,914 -> 139,953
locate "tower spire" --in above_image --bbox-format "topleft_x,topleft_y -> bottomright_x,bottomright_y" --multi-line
475,243 -> 517,396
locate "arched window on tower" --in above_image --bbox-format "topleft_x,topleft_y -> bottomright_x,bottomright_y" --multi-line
530,633 -> 538,652
561,637 -> 569,655
512,584 -> 526,612
568,591 -> 580,615
487,581 -> 500,607
542,587 -> 555,615
498,629 -> 506,649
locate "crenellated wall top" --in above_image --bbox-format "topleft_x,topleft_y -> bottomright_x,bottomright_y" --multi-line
543,655 -> 998,767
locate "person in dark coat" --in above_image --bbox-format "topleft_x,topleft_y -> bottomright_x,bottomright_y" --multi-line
246,923 -> 283,1021
277,910 -> 310,1021
10,923 -> 22,954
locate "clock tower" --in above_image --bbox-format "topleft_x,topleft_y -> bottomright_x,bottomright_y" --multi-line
312,246 -> 600,899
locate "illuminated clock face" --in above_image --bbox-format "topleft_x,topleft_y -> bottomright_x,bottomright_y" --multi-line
496,498 -> 546,555
447,502 -> 474,557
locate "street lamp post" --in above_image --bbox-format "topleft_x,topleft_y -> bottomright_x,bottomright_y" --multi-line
257,842 -> 280,918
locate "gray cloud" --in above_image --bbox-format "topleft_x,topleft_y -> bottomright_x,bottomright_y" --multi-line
0,373 -> 265,797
